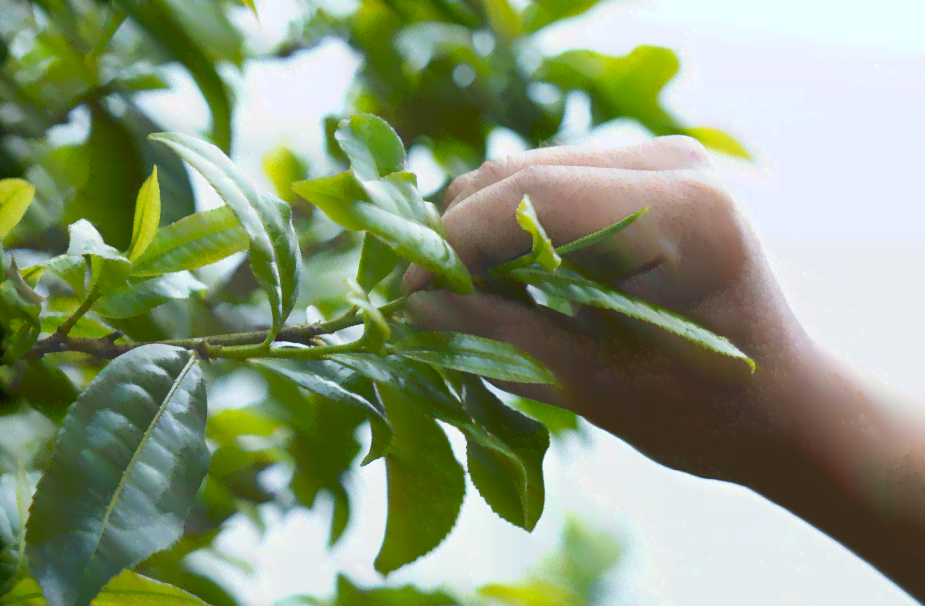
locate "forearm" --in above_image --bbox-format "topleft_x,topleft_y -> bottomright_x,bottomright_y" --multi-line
752,341 -> 925,602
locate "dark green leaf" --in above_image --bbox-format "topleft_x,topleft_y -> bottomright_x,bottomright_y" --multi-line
131,206 -> 249,278
250,359 -> 393,466
25,344 -> 209,606
373,381 -> 465,575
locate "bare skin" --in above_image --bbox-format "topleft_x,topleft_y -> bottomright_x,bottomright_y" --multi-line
399,136 -> 925,602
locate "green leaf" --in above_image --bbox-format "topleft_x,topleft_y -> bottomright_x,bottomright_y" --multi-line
512,396 -> 581,439
150,133 -> 302,337
0,282 -> 41,364
552,206 -> 648,256
126,166 -> 161,262
521,0 -> 605,35
239,0 -> 257,16
298,573 -> 458,606
262,146 -> 308,205
356,233 -> 400,292
294,173 -> 472,295
131,206 -> 249,277
92,271 -> 207,319
478,580 -> 581,606
2,570 -> 210,605
507,265 -> 756,372
25,344 -> 209,606
250,358 -> 393,466
455,373 -> 549,530
66,220 -> 132,297
682,126 -> 752,159
373,381 -> 465,575
334,114 -> 406,181
343,278 -> 390,352
23,255 -> 86,298
389,331 -> 561,386
39,312 -> 115,338
480,0 -> 521,41
516,194 -> 561,272
206,406 -> 284,448
0,179 -> 36,241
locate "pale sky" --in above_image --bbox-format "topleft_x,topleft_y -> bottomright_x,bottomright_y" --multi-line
124,1 -> 925,604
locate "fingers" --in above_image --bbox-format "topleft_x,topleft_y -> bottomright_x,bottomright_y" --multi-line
442,135 -> 713,213
402,165 -> 732,295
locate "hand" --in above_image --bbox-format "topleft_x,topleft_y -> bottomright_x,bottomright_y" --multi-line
399,135 -> 814,488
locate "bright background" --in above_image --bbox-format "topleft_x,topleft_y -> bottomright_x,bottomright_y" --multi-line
118,1 -> 925,604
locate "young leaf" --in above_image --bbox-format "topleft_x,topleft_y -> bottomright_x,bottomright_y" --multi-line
516,194 -> 561,272
3,570 -> 210,605
334,114 -> 406,181
126,166 -> 161,262
150,133 -> 301,339
131,206 -> 249,277
343,278 -> 390,351
0,179 -> 36,240
373,381 -> 465,575
294,173 -> 472,295
66,220 -> 132,296
512,396 -> 582,439
23,255 -> 86,299
507,265 -> 756,372
25,344 -> 209,606
92,271 -> 207,319
356,232 -> 400,292
250,358 -> 393,466
262,146 -> 308,204
553,205 -> 648,255
389,331 -> 561,386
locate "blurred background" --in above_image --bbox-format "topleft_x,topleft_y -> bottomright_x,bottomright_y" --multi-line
2,0 -> 925,604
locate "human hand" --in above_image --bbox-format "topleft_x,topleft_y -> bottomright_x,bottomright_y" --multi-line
399,136 -> 814,488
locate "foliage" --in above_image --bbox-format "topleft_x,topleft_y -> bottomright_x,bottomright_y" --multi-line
0,1 -> 754,605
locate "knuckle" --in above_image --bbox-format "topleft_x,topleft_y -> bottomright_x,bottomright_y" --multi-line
680,169 -> 735,210
478,157 -> 508,183
659,135 -> 712,167
510,164 -> 546,188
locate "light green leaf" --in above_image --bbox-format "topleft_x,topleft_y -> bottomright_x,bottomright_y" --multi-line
262,146 -> 308,205
25,345 -> 209,606
454,372 -> 549,530
250,358 -> 393,466
373,382 -> 465,575
0,179 -> 36,241
2,570 -> 210,605
206,406 -> 283,448
481,0 -> 521,41
389,331 -> 561,386
23,255 -> 86,299
516,194 -> 560,272
512,396 -> 581,439
343,278 -> 390,351
334,114 -> 406,181
356,233 -> 400,292
553,206 -> 648,255
150,132 -> 302,338
40,312 -> 115,338
66,220 -> 131,297
682,126 -> 752,159
131,206 -> 249,277
478,580 -> 581,606
294,173 -> 472,295
92,271 -> 206,319
239,0 -> 257,16
359,171 -> 429,225
507,266 -> 756,372
126,166 -> 161,262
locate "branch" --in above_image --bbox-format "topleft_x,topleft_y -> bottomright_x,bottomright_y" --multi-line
22,296 -> 409,362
